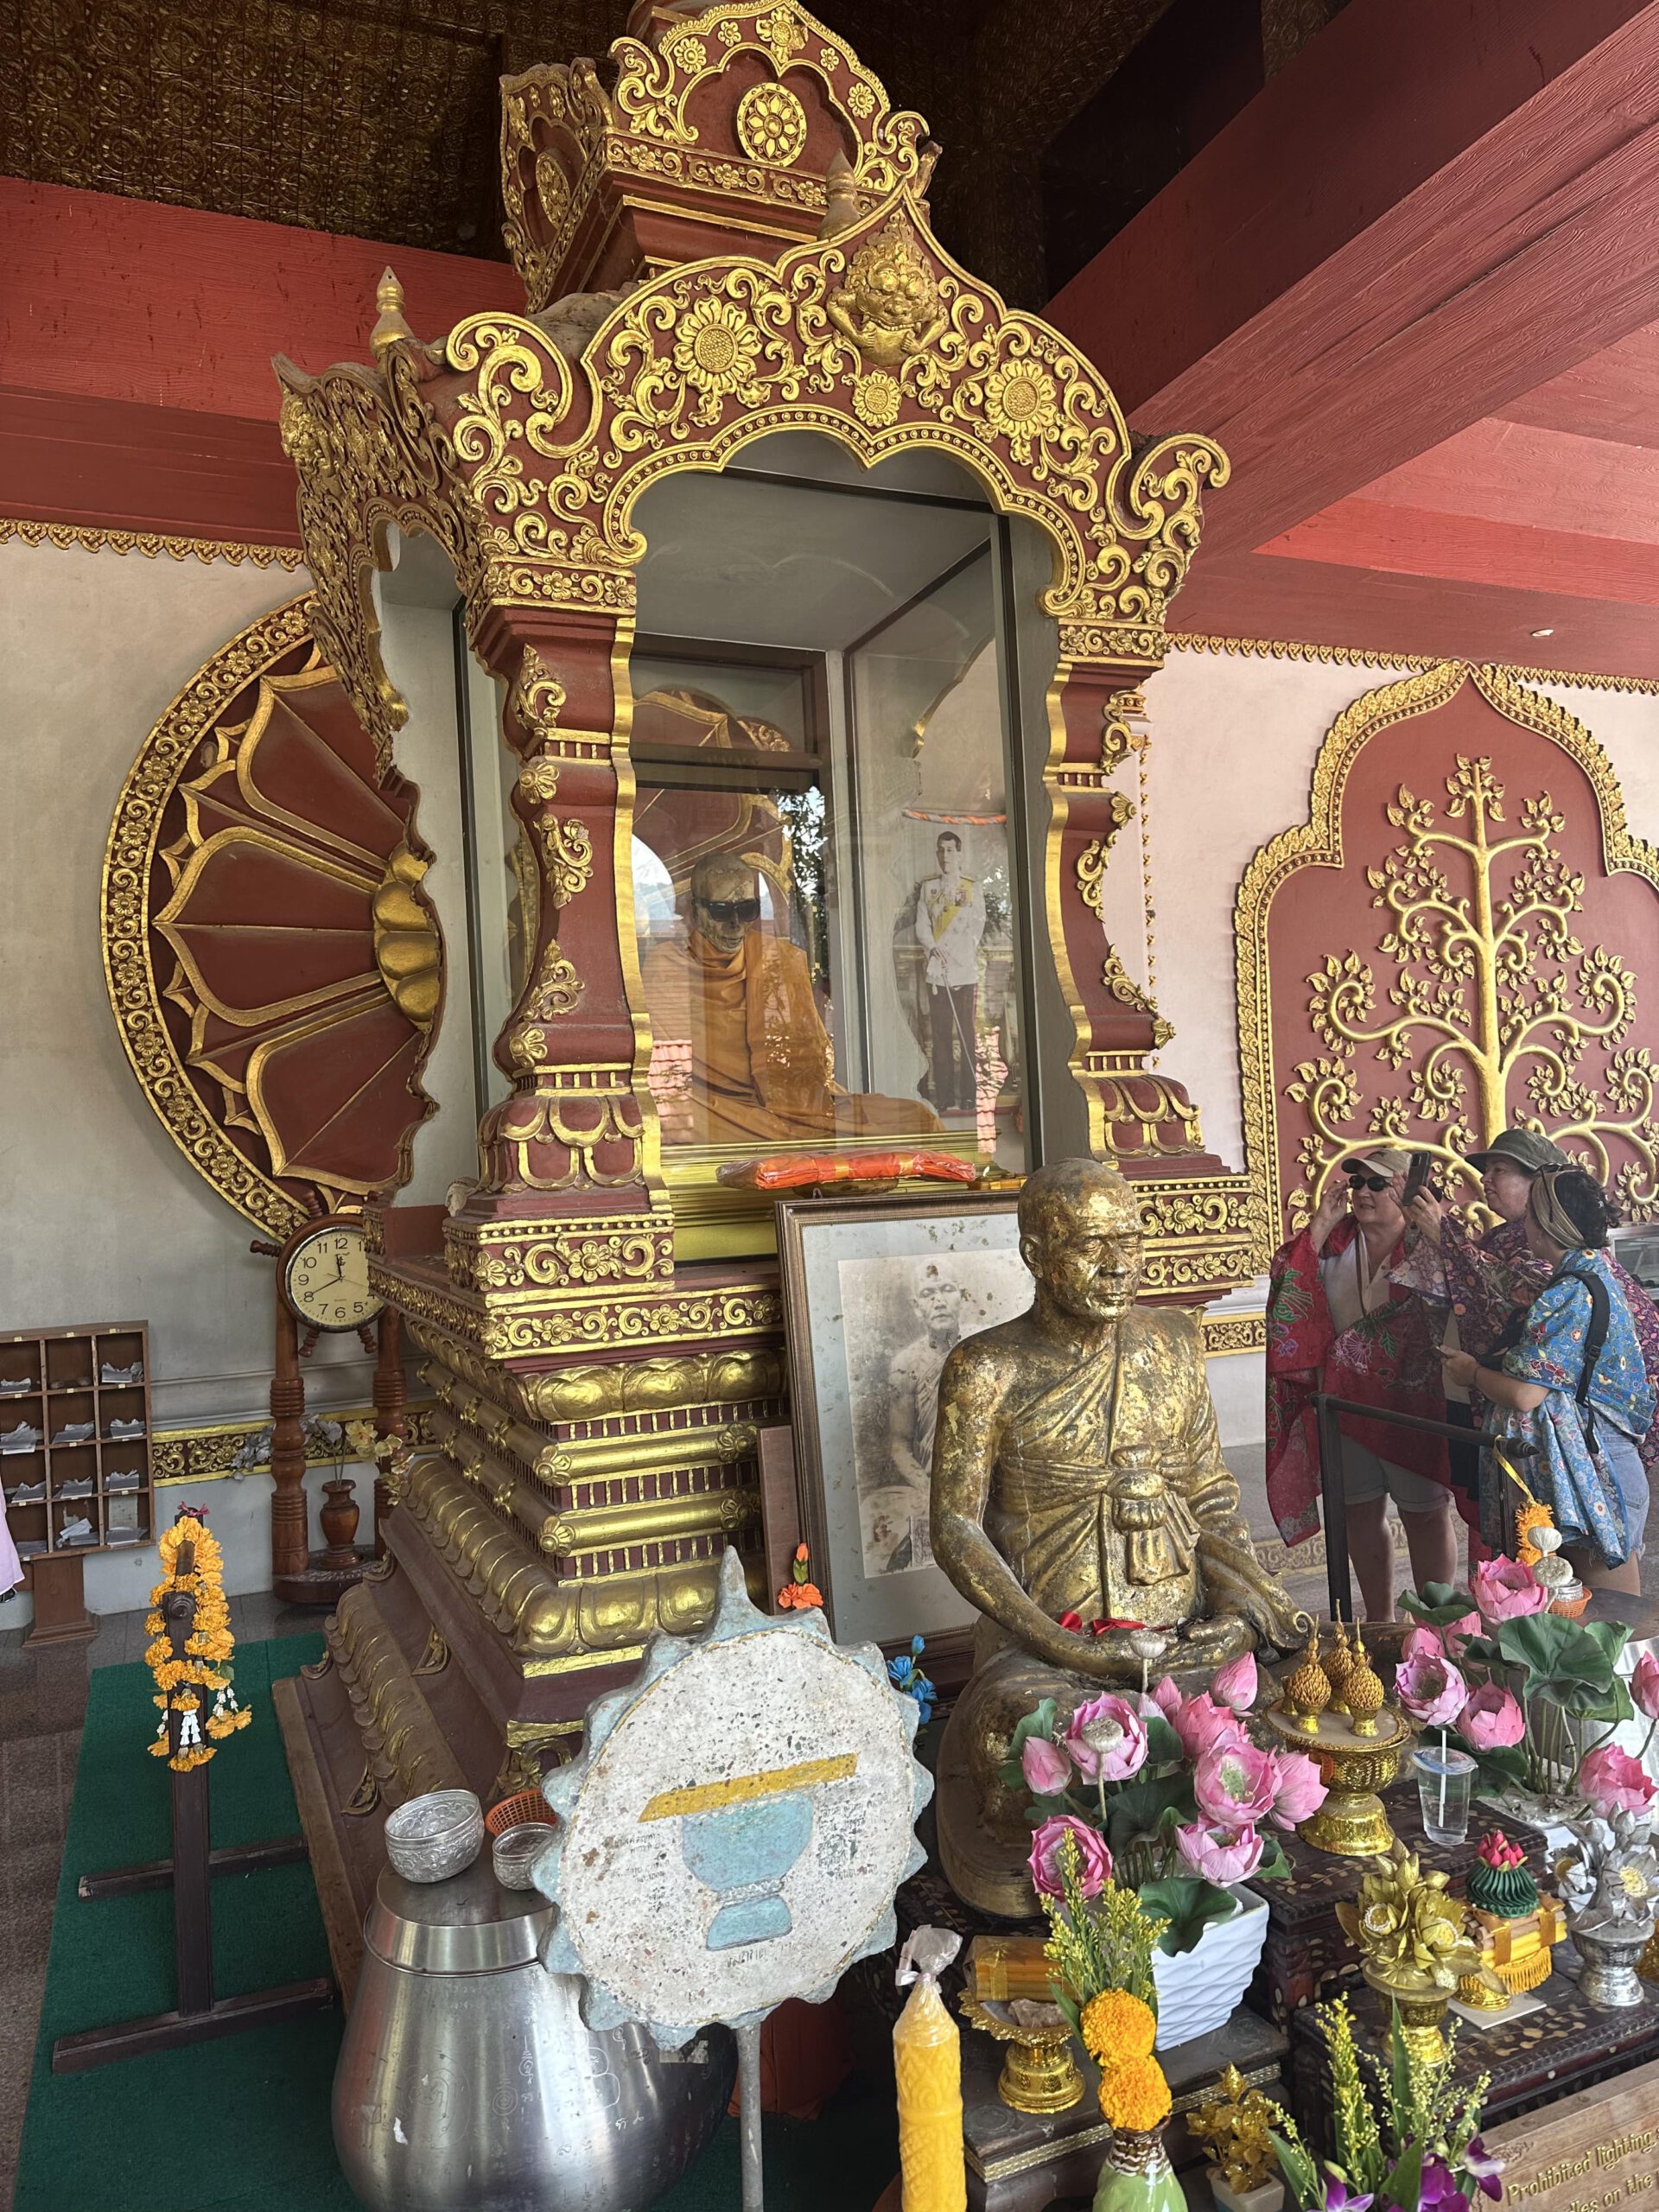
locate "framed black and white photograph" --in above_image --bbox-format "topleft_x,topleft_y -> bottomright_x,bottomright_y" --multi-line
775,1188 -> 1032,1649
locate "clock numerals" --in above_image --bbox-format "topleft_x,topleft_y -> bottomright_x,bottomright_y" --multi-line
283,1225 -> 382,1332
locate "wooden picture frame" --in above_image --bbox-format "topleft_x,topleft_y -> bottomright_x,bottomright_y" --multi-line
774,1187 -> 1028,1656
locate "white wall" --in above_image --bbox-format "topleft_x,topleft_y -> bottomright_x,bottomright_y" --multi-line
0,541 -> 385,1622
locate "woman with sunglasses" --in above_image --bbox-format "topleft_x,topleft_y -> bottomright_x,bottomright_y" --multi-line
1440,1166 -> 1655,1592
1266,1149 -> 1457,1621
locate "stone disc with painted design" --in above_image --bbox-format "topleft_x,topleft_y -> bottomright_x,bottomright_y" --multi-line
535,1549 -> 931,2045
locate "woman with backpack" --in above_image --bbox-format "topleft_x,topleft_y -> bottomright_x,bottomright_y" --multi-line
1440,1166 -> 1656,1594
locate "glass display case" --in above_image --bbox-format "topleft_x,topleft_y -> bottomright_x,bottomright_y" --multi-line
624,435 -> 1036,1249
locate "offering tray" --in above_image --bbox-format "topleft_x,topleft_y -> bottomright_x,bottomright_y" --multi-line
1261,1700 -> 1412,1857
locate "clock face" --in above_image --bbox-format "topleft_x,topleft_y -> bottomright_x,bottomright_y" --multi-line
283,1224 -> 382,1332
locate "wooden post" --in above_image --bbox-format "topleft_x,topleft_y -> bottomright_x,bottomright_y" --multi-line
270,1297 -> 308,1583
372,1305 -> 406,1557
51,1528 -> 332,2072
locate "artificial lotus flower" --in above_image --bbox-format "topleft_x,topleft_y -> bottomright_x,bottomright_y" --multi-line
1169,1689 -> 1249,1762
1021,1733 -> 1071,1797
1193,1738 -> 1281,1827
1458,1681 -> 1526,1751
1580,1743 -> 1657,1818
1211,1649 -> 1259,1713
1632,1647 -> 1659,1722
1270,1748 -> 1329,1830
1395,1651 -> 1469,1729
1174,1820 -> 1265,1884
1471,1554 -> 1548,1621
1150,1674 -> 1182,1718
1027,1814 -> 1113,1899
1063,1692 -> 1147,1782
1401,1622 -> 1446,1662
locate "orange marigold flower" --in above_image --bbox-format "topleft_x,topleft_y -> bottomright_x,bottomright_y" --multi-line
1097,2055 -> 1172,2132
1079,1988 -> 1156,2066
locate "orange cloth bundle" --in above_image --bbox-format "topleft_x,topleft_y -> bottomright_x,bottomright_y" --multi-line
717,1149 -> 981,1191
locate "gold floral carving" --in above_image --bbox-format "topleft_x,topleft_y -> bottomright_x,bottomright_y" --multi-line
1076,792 -> 1136,914
1236,663 -> 1659,1260
0,517 -> 305,568
735,82 -> 808,168
371,842 -> 442,1030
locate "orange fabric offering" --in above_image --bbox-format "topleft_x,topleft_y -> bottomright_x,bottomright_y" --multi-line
718,1148 -> 980,1191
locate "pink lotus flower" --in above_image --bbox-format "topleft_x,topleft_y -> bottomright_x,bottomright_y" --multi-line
1194,1739 -> 1281,1827
1443,1610 -> 1482,1648
1580,1745 -> 1656,1819
1471,1556 -> 1548,1622
1270,1749 -> 1329,1830
1211,1650 -> 1259,1713
1021,1734 -> 1072,1797
1632,1649 -> 1659,1722
1170,1691 -> 1249,1762
1062,1694 -> 1147,1782
1395,1652 -> 1469,1729
1402,1624 -> 1446,1662
1458,1682 -> 1525,1752
1175,1821 -> 1264,1884
1027,1815 -> 1113,1899
1151,1675 -> 1182,1719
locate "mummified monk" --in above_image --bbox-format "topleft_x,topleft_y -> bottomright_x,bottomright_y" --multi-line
641,853 -> 937,1146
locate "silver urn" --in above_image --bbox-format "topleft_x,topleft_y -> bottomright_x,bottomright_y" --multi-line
334,1861 -> 736,2212
1571,1912 -> 1656,2010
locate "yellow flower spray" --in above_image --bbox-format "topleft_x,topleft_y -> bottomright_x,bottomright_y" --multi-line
145,1511 -> 251,1771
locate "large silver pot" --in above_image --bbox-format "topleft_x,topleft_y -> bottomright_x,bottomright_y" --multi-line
334,1861 -> 735,2212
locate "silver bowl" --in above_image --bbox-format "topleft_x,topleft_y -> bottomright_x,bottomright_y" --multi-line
492,1821 -> 556,1891
385,1788 -> 485,1884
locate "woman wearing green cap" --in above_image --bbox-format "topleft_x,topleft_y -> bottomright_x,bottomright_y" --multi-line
1406,1128 -> 1659,1541
1440,1166 -> 1655,1590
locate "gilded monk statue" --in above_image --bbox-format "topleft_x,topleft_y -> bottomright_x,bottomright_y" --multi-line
931,1158 -> 1309,1915
641,852 -> 938,1146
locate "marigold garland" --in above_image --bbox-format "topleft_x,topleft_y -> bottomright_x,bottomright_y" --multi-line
145,1515 -> 251,1770
1097,2052 -> 1172,2132
1080,1988 -> 1156,2068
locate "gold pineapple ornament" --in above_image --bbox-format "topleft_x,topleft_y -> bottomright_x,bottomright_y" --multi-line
1324,1617 -> 1356,1717
1344,1626 -> 1386,1738
1281,1630 -> 1333,1735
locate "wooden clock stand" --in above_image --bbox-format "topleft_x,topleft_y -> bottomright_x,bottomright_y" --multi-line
251,1220 -> 391,1609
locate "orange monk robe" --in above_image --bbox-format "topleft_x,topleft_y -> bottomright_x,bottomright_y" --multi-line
641,928 -> 940,1145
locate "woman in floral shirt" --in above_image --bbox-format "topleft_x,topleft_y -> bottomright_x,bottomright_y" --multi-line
1441,1167 -> 1655,1593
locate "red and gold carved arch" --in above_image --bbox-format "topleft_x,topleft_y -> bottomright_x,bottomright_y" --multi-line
1236,662 -> 1659,1262
102,595 -> 444,1236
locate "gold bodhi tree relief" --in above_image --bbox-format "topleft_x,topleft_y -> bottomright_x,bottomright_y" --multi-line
1235,665 -> 1659,1257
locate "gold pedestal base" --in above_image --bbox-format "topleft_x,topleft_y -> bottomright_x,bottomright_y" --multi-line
959,1993 -> 1084,2115
1365,1970 -> 1452,2064
1264,1700 -> 1408,1859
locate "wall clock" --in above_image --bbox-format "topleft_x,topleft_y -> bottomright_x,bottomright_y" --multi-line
280,1217 -> 383,1335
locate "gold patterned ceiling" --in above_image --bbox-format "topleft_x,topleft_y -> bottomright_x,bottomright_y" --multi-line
1,0 -> 1337,303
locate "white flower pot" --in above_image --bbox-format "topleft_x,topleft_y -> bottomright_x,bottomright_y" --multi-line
1211,2174 -> 1285,2212
1148,1885 -> 1269,2050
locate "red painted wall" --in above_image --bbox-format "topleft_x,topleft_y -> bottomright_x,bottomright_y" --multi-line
0,181 -> 524,543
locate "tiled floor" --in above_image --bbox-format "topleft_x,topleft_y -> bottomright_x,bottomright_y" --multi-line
0,1591 -> 322,2212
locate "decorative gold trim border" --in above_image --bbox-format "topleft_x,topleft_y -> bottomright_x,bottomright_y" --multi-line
152,1402 -> 434,1484
101,594 -> 321,1238
0,517 -> 306,569
1232,660 -> 1659,1268
1167,630 -> 1659,698
1201,1311 -> 1266,1357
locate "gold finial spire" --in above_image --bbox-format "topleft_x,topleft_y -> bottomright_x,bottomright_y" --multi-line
1325,1616 -> 1356,1715
371,267 -> 414,359
818,150 -> 863,240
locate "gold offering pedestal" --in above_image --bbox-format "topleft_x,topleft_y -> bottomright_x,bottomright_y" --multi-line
1262,1700 -> 1412,1858
960,1936 -> 1084,2115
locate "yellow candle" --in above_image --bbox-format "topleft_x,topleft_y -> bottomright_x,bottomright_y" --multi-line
893,1943 -> 966,2212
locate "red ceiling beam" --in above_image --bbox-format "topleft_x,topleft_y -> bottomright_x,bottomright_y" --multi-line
1046,0 -> 1659,556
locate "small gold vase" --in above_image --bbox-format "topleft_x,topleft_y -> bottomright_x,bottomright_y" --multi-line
1363,1968 -> 1452,2065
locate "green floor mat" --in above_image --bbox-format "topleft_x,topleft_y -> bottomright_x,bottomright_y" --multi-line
16,1636 -> 899,2212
